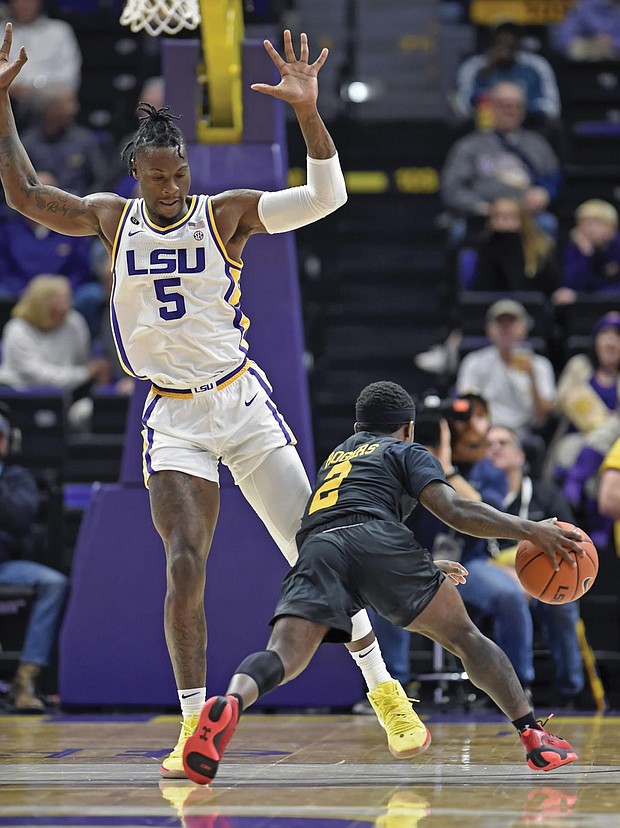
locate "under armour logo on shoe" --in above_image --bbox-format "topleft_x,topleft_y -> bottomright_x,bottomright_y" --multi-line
199,726 -> 211,741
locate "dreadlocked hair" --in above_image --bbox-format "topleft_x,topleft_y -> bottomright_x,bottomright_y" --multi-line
355,381 -> 415,435
121,103 -> 185,171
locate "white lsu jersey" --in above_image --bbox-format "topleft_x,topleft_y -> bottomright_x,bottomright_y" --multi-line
110,195 -> 250,390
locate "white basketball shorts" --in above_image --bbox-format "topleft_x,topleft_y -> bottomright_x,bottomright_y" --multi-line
141,361 -> 297,486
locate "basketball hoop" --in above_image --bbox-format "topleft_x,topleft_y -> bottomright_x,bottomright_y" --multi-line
120,0 -> 201,36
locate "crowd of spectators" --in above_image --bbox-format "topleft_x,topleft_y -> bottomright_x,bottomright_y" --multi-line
400,2 -> 620,708
424,4 -> 620,563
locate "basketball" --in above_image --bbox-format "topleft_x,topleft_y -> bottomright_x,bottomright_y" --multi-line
515,521 -> 598,604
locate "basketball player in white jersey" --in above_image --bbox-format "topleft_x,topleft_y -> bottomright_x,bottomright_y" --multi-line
0,24 -> 424,776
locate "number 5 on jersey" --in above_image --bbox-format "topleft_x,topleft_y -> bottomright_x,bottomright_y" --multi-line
308,460 -> 352,514
155,277 -> 187,320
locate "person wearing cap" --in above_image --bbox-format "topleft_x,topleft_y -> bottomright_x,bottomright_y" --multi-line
550,311 -> 620,547
553,199 -> 620,306
456,299 -> 556,434
0,408 -> 69,711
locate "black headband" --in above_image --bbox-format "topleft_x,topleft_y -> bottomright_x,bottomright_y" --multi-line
355,406 -> 416,424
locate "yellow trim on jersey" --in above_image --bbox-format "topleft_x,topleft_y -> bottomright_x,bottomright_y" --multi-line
216,359 -> 249,389
111,199 -> 133,272
229,265 -> 241,306
207,197 -> 244,268
142,195 -> 199,233
150,360 -> 250,397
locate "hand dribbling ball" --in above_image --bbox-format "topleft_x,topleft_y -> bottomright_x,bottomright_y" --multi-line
515,521 -> 598,604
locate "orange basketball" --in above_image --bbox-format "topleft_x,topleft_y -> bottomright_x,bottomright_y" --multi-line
515,521 -> 598,604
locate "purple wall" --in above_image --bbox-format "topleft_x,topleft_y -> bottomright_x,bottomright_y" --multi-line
59,39 -> 361,707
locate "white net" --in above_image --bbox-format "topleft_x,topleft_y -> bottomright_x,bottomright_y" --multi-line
120,0 -> 201,36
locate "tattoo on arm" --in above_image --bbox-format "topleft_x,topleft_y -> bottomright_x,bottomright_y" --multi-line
34,187 -> 90,220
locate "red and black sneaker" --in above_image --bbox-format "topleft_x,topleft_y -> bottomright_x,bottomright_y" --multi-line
182,695 -> 239,785
520,716 -> 578,772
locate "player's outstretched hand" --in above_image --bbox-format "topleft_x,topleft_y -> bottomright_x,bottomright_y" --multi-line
435,560 -> 468,585
251,29 -> 327,108
0,23 -> 27,93
528,518 -> 586,571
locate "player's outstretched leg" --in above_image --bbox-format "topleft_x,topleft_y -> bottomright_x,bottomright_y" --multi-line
407,578 -> 578,771
183,617 -> 328,784
182,695 -> 240,785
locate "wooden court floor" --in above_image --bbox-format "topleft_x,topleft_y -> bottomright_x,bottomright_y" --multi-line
1,710 -> 619,827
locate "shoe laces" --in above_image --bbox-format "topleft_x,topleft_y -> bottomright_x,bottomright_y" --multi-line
170,715 -> 199,755
378,692 -> 424,736
535,713 -> 558,733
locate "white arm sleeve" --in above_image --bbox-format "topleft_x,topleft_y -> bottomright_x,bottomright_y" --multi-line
257,153 -> 347,234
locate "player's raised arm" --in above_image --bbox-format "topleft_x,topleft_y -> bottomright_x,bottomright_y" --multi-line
252,29 -> 334,159
0,23 -> 121,241
213,30 -> 347,250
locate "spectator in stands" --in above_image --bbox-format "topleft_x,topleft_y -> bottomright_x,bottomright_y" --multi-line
471,196 -> 558,295
0,170 -> 102,336
552,0 -> 620,60
598,434 -> 620,550
553,311 -> 620,470
456,299 -> 556,434
408,393 -> 537,701
21,86 -> 105,196
553,199 -> 620,305
3,0 -> 81,126
0,405 -> 69,712
0,275 -> 110,428
551,312 -> 620,548
441,81 -> 561,245
486,425 -> 585,707
454,22 -> 561,125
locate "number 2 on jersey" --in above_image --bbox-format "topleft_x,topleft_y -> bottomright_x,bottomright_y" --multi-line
155,277 -> 187,320
308,460 -> 352,514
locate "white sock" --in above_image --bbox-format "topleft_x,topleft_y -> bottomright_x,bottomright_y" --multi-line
178,687 -> 206,718
349,642 -> 392,691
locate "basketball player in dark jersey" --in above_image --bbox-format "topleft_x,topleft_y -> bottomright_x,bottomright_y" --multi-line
183,381 -> 585,784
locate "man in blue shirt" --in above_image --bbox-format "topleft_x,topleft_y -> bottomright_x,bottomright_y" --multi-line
455,22 -> 561,123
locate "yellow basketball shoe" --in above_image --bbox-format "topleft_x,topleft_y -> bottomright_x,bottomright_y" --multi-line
160,713 -> 200,778
367,679 -> 431,759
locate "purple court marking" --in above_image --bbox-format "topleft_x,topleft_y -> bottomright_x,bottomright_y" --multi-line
0,819 -> 370,827
45,713 -> 156,723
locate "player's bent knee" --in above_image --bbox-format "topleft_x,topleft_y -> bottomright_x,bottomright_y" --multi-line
236,650 -> 285,697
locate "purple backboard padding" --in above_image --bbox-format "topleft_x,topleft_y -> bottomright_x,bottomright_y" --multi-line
60,39 -> 361,707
